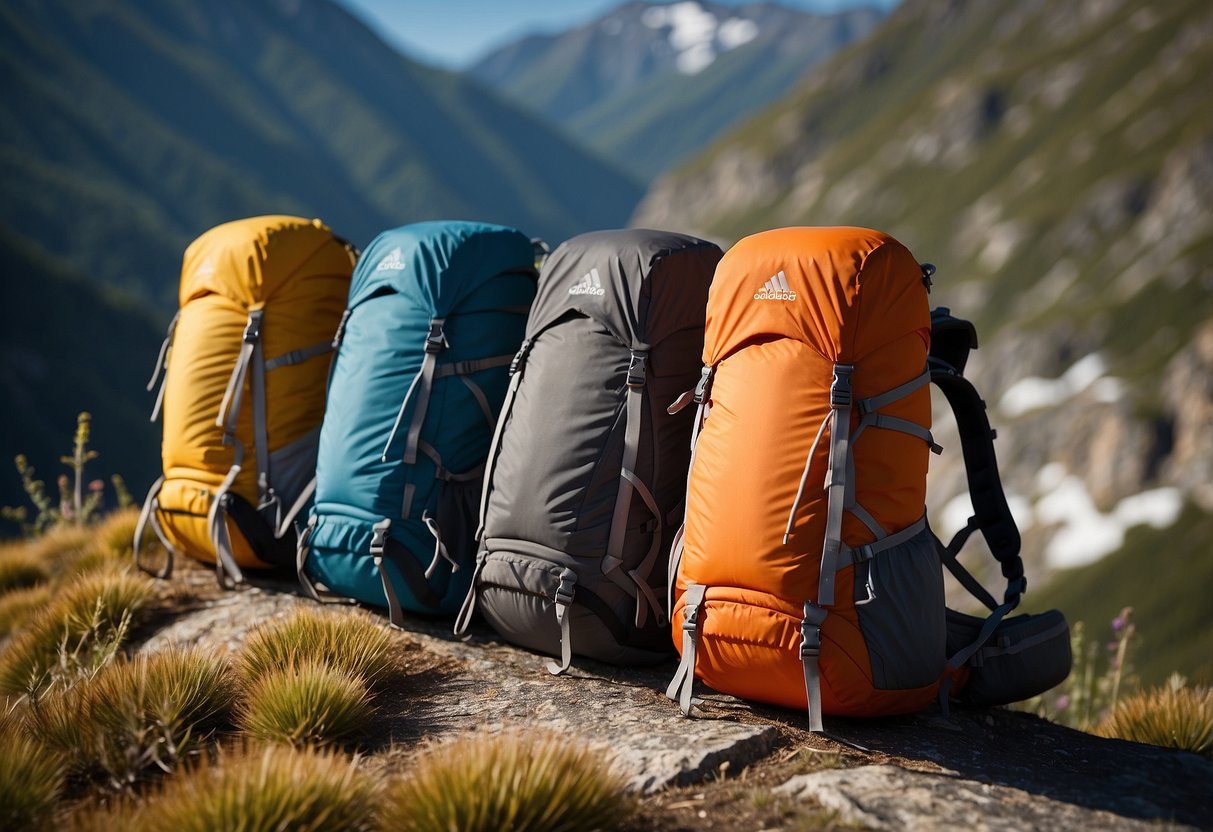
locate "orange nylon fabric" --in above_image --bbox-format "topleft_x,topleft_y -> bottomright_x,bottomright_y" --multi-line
157,216 -> 354,566
673,226 -> 934,715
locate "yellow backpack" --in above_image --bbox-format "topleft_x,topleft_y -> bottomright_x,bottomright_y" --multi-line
135,216 -> 355,585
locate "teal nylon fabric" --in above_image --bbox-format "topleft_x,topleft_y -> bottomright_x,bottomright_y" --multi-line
307,221 -> 536,614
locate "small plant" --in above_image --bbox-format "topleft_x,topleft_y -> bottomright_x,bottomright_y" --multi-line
239,662 -> 373,748
239,610 -> 396,690
132,744 -> 380,832
0,568 -> 153,695
0,546 -> 49,593
0,585 -> 52,636
1096,674 -> 1213,756
385,728 -> 635,832
0,722 -> 66,830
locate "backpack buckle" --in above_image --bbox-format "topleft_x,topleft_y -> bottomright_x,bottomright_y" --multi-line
332,308 -> 352,349
830,364 -> 854,409
243,310 -> 263,343
682,604 -> 700,631
369,518 -> 391,557
627,350 -> 648,388
425,321 -> 446,354
693,365 -> 713,403
509,340 -> 532,375
554,571 -> 577,607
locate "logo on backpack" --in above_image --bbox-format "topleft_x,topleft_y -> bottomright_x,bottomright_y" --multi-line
196,257 -> 216,278
568,268 -> 605,296
754,270 -> 796,301
375,247 -> 407,272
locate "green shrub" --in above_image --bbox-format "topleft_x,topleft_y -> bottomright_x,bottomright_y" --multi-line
0,569 -> 152,695
134,744 -> 379,832
1096,675 -> 1213,756
239,610 -> 396,690
239,663 -> 372,748
385,728 -> 634,832
0,729 -> 65,830
0,585 -> 51,636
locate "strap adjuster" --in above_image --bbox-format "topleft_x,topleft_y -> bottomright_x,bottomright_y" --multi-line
424,321 -> 446,354
369,518 -> 391,557
554,572 -> 576,606
693,365 -> 713,403
682,603 -> 701,631
243,310 -> 263,343
509,340 -> 532,375
627,350 -> 648,388
830,364 -> 854,409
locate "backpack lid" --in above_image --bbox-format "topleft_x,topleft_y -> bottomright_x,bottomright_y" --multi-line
705,226 -> 929,366
529,228 -> 722,349
347,221 -> 535,315
179,215 -> 346,307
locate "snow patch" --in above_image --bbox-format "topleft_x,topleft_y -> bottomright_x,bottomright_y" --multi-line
936,490 -> 1032,542
641,2 -> 759,75
1036,477 -> 1182,569
999,352 -> 1123,417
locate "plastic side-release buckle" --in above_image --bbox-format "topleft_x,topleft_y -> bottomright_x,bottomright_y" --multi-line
627,350 -> 648,388
425,320 -> 446,354
369,518 -> 391,558
509,339 -> 532,375
243,309 -> 264,342
682,600 -> 702,632
554,571 -> 577,607
830,364 -> 854,409
800,603 -> 828,660
692,365 -> 714,403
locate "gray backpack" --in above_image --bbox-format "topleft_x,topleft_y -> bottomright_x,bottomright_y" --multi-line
454,229 -> 722,672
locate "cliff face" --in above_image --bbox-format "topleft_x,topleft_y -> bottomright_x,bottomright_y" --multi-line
633,0 -> 1213,653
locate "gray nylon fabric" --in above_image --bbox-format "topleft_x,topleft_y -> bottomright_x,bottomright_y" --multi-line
474,229 -> 721,667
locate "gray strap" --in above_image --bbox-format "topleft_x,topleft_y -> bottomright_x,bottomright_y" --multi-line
380,320 -> 445,463
147,312 -> 179,423
947,600 -> 1015,671
416,441 -> 484,484
133,476 -> 175,579
371,519 -> 407,629
846,501 -> 886,539
665,583 -> 707,716
420,511 -> 457,579
250,332 -> 271,507
857,369 -> 930,415
621,468 -> 666,627
801,603 -> 828,732
782,411 -> 831,545
867,413 -> 942,454
545,570 -> 577,676
936,520 -> 999,612
216,310 -> 263,439
844,515 -> 927,567
667,396 -> 709,616
434,354 -> 513,378
276,476 -> 317,539
402,319 -> 446,466
476,362 -> 524,540
293,517 -> 353,605
453,549 -> 489,637
976,618 -> 1069,661
207,447 -> 248,589
817,364 -> 854,607
263,341 -> 332,372
459,376 -> 494,429
604,350 -> 646,595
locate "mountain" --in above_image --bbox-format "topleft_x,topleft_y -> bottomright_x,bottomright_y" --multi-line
471,1 -> 882,180
0,230 -> 162,513
0,0 -> 642,310
634,0 -> 1213,679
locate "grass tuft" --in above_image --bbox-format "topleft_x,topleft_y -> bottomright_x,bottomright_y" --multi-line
135,744 -> 379,832
239,662 -> 372,748
1096,676 -> 1213,756
239,610 -> 396,690
0,568 -> 153,695
0,546 -> 49,594
0,585 -> 52,636
0,729 -> 65,831
385,728 -> 635,832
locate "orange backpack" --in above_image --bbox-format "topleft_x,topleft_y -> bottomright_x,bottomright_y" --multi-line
666,227 -> 1067,728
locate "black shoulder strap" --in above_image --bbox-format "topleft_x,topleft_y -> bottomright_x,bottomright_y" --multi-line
929,308 -> 1026,611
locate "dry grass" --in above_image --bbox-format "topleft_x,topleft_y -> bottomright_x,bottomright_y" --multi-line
239,662 -> 373,748
0,727 -> 65,830
0,585 -> 52,636
125,744 -> 379,832
385,728 -> 635,832
1096,676 -> 1213,756
0,546 -> 49,593
0,568 -> 153,695
239,610 -> 397,690
20,525 -> 97,572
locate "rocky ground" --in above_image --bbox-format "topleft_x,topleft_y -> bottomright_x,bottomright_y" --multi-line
138,563 -> 1213,831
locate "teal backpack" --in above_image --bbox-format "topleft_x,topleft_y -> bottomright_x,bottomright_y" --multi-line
297,221 -> 537,620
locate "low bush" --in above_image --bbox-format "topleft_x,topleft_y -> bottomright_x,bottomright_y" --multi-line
0,728 -> 65,830
0,568 -> 153,695
1096,675 -> 1213,756
385,728 -> 634,832
133,745 -> 379,832
239,662 -> 372,748
239,610 -> 396,690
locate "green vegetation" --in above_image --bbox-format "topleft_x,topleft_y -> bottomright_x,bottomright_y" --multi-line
239,610 -> 396,691
1096,675 -> 1213,756
385,728 -> 634,832
239,663 -> 373,748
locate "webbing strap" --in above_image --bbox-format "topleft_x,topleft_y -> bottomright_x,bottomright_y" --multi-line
843,515 -> 928,567
783,411 -> 831,546
133,475 -> 174,578
216,309 -> 263,440
935,522 -> 999,611
864,413 -> 943,454
250,332 -> 270,508
294,517 -> 354,605
667,389 -> 711,615
665,583 -> 707,716
420,511 -> 457,579
459,376 -> 494,429
276,476 -> 316,539
207,446 -> 248,589
621,468 -> 666,628
857,369 -> 929,415
147,312 -> 179,423
263,341 -> 332,372
452,549 -> 489,637
402,319 -> 446,466
434,354 -> 513,378
846,502 -> 886,539
545,570 -> 577,676
371,519 -> 405,628
801,603 -> 828,732
604,350 -> 647,586
476,341 -> 530,541
416,441 -> 484,484
817,364 -> 854,607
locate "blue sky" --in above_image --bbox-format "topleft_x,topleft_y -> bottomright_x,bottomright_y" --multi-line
335,0 -> 899,68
